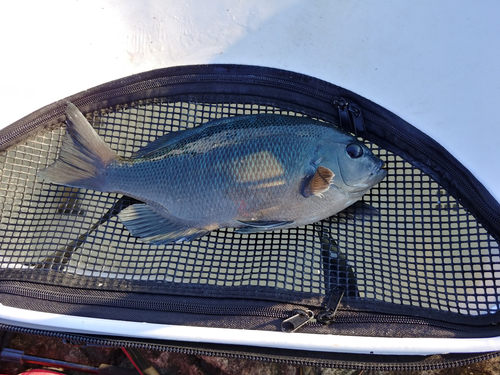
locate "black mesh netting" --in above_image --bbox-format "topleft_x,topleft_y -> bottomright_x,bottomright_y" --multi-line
1,98 -> 499,319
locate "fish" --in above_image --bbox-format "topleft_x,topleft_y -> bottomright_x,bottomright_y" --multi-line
38,103 -> 387,245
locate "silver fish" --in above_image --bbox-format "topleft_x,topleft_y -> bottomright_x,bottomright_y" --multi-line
38,103 -> 386,244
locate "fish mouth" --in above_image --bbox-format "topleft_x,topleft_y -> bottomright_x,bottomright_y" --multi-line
367,160 -> 387,184
371,167 -> 387,184
338,161 -> 387,191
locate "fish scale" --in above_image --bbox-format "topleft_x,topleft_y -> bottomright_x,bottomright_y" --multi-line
112,133 -> 305,222
38,104 -> 387,245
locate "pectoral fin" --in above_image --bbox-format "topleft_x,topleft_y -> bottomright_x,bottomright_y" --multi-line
235,220 -> 294,234
118,204 -> 208,244
301,166 -> 335,198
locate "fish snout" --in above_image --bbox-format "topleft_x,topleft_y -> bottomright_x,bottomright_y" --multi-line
370,161 -> 387,182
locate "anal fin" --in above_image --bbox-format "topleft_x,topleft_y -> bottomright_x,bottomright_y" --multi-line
118,204 -> 208,245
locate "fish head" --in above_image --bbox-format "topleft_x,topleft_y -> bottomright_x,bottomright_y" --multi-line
325,136 -> 387,195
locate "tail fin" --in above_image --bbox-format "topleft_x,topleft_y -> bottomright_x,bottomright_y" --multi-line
38,103 -> 118,191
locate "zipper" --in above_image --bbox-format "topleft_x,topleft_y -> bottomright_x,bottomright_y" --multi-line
0,281 -> 289,319
0,282 -> 494,370
331,97 -> 366,137
0,322 -> 498,371
0,280 -> 481,335
284,308 -> 482,333
281,309 -> 315,332
282,286 -> 345,332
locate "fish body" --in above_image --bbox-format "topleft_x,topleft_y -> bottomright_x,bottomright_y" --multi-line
39,104 -> 386,244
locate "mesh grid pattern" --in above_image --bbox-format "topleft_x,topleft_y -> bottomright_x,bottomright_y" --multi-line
1,100 -> 499,316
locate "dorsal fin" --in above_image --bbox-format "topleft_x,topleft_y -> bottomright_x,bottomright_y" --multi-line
132,129 -> 192,158
301,166 -> 335,198
132,116 -> 250,158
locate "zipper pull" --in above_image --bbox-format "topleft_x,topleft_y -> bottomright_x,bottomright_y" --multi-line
331,97 -> 367,137
331,97 -> 351,132
317,286 -> 345,325
281,309 -> 314,332
348,102 -> 366,135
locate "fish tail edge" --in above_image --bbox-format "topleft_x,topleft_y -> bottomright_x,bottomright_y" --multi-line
38,103 -> 118,190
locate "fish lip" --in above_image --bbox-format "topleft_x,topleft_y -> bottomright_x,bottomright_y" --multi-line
367,160 -> 387,181
338,163 -> 387,190
367,164 -> 387,182
372,167 -> 387,183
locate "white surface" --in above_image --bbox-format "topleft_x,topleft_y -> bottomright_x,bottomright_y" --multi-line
1,1 -> 499,202
1,304 -> 500,355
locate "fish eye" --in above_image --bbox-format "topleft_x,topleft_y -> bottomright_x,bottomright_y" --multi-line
346,143 -> 363,159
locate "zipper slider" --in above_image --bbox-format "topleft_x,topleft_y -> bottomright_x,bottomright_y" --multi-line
317,286 -> 345,325
331,97 -> 366,137
331,97 -> 351,132
281,309 -> 314,332
348,102 -> 366,135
